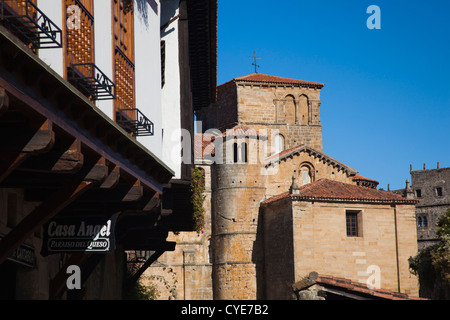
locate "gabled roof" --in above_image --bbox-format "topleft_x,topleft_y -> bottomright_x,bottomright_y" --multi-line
265,144 -> 359,176
218,73 -> 324,89
293,273 -> 427,300
262,179 -> 419,205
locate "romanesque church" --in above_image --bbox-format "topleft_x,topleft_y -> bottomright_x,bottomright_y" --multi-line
144,73 -> 421,300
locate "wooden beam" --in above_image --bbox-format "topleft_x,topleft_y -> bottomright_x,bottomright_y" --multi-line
0,180 -> 94,265
19,138 -> 84,174
125,250 -> 166,289
0,158 -> 107,265
0,120 -> 55,183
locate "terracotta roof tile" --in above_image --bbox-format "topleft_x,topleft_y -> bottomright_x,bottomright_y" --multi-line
262,179 -> 419,205
353,174 -> 380,184
232,73 -> 325,88
314,274 -> 427,300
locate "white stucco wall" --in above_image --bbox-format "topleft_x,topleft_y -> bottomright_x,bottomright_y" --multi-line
134,0 -> 163,159
35,0 -> 166,161
36,0 -> 64,77
160,0 -> 182,178
93,0 -> 114,120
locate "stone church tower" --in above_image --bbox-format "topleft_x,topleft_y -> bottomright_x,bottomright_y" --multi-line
196,73 -> 325,152
145,73 -> 419,300
196,73 -> 326,299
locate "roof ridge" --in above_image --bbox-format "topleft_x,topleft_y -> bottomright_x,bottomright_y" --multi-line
218,73 -> 325,88
262,178 -> 419,205
265,145 -> 359,175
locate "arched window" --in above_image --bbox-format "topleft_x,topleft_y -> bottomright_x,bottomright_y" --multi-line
233,142 -> 238,163
285,95 -> 296,124
233,141 -> 248,163
301,167 -> 311,185
274,134 -> 284,154
241,142 -> 248,163
417,217 -> 422,227
298,95 -> 309,125
423,216 -> 428,227
299,162 -> 315,186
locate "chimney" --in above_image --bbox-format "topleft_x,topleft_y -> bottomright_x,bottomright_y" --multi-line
290,173 -> 300,195
405,179 -> 414,199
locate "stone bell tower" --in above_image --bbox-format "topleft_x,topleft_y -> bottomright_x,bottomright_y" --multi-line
195,73 -> 325,300
196,73 -> 325,153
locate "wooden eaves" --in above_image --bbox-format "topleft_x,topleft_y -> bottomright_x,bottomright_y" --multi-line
0,25 -> 178,298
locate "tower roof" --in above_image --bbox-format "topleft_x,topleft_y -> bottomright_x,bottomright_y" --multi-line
219,73 -> 324,89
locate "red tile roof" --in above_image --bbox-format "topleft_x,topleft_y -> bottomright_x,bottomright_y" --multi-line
352,174 -> 380,184
194,133 -> 215,160
262,179 -> 419,205
218,73 -> 325,89
314,274 -> 427,300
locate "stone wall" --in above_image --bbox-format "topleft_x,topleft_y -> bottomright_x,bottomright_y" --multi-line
236,83 -> 323,152
144,165 -> 213,300
262,199 -> 419,298
411,167 -> 450,250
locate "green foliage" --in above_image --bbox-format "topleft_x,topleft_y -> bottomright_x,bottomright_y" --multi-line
124,279 -> 159,300
191,167 -> 206,234
432,209 -> 450,285
410,209 -> 450,297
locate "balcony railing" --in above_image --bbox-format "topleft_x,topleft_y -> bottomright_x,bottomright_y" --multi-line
116,108 -> 154,137
68,63 -> 116,101
0,0 -> 62,49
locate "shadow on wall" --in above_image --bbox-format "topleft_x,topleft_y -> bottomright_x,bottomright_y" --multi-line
135,0 -> 158,28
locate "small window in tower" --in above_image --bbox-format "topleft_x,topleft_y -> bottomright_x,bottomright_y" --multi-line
436,187 -> 443,197
416,189 -> 422,198
417,216 -> 423,227
300,166 -> 312,186
423,216 -> 428,227
274,134 -> 284,154
241,142 -> 248,163
233,143 -> 238,163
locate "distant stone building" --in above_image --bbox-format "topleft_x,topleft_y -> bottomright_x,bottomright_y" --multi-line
145,73 -> 420,300
401,164 -> 450,250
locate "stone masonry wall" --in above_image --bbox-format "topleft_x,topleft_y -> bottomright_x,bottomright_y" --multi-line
236,84 -> 323,152
286,201 -> 419,297
411,167 -> 450,250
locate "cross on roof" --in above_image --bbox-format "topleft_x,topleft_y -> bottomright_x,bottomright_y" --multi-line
249,51 -> 261,73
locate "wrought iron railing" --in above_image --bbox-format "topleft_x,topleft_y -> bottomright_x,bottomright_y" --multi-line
116,108 -> 154,137
0,0 -> 62,49
68,63 -> 116,101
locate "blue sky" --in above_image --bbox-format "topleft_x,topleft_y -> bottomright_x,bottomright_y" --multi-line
216,0 -> 450,190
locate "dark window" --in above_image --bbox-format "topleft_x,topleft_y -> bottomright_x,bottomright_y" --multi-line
416,189 -> 422,198
346,211 -> 359,237
233,143 -> 238,163
241,142 -> 248,163
436,187 -> 443,197
418,216 -> 428,228
160,40 -> 166,88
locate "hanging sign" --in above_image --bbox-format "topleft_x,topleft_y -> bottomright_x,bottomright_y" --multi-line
0,234 -> 36,268
41,213 -> 119,256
